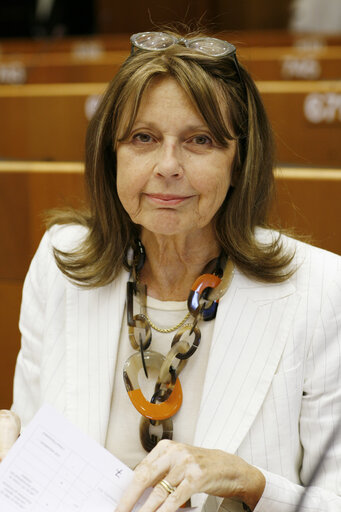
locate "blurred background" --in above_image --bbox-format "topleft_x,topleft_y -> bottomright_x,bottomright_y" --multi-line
1,0 -> 341,36
0,0 -> 340,407
0,0 -> 292,37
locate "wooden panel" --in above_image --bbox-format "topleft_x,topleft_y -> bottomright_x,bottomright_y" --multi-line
0,172 -> 30,279
0,280 -> 22,408
240,46 -> 341,81
0,168 -> 84,280
226,30 -> 341,48
0,51 -> 126,84
0,34 -> 130,55
1,47 -> 341,84
28,171 -> 85,253
272,168 -> 341,255
0,83 -> 105,161
1,31 -> 341,59
258,81 -> 341,167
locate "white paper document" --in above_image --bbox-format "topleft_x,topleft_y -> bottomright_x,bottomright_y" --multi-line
0,404 -> 135,511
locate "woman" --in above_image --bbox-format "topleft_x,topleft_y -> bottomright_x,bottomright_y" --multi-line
2,31 -> 341,511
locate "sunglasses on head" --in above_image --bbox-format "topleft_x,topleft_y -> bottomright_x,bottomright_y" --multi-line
130,31 -> 244,86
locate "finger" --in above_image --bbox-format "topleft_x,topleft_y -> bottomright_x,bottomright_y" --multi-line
116,469 -> 153,512
157,480 -> 193,512
139,474 -> 193,512
116,462 -> 169,512
137,482 -> 173,512
116,441 -> 174,512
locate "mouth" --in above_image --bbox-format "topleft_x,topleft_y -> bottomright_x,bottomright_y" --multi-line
145,193 -> 193,206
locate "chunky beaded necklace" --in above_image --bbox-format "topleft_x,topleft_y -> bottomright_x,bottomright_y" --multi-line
123,239 -> 234,452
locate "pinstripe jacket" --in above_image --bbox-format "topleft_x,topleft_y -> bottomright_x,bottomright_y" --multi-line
12,225 -> 341,511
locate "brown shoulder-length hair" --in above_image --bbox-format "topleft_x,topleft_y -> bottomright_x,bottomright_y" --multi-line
48,31 -> 294,286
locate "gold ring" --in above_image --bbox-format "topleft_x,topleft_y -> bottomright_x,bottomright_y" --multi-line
157,479 -> 176,494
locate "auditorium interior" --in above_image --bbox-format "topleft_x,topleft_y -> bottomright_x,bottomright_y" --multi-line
0,0 -> 340,408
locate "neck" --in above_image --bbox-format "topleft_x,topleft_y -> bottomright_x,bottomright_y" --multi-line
139,227 -> 221,301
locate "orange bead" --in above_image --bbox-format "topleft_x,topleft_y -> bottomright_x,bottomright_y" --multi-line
191,273 -> 221,293
128,378 -> 182,420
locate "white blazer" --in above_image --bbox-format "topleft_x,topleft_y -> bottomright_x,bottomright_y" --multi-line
12,225 -> 341,511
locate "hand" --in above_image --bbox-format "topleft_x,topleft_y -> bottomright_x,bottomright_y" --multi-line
115,440 -> 265,512
0,410 -> 21,462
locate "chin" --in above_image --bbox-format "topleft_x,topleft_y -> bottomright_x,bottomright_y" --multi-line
141,219 -> 190,236
139,212 -> 189,236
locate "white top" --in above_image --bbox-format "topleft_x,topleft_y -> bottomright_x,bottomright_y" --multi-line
105,295 -> 215,469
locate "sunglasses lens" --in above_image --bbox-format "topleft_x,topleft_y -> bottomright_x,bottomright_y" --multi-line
187,38 -> 235,57
131,32 -> 177,51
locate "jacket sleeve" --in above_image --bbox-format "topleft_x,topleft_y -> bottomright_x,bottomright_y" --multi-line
12,224 -> 87,430
255,269 -> 341,511
11,230 -> 52,428
255,470 -> 341,512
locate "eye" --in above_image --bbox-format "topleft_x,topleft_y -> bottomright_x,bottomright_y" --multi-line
132,133 -> 154,143
190,135 -> 213,145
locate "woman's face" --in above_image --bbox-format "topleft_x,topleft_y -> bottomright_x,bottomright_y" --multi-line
116,76 -> 236,238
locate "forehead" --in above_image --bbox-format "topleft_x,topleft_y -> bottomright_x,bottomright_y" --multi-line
135,76 -> 201,120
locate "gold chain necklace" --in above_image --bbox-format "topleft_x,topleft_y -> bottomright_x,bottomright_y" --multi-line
136,271 -> 191,333
142,310 -> 191,333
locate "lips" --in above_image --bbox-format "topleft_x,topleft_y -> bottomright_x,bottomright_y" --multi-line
145,193 -> 192,206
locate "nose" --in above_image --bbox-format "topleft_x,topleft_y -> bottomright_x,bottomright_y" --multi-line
154,140 -> 183,179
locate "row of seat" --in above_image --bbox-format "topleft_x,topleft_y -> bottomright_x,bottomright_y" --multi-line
1,29 -> 341,55
0,32 -> 340,166
1,46 -> 341,83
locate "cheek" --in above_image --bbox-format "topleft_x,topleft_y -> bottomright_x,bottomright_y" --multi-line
116,159 -> 140,203
116,151 -> 151,198
116,168 -> 138,215
116,168 -> 128,205
199,169 -> 232,206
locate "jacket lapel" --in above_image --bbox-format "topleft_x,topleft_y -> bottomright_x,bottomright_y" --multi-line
192,270 -> 299,511
194,268 -> 299,453
64,269 -> 128,444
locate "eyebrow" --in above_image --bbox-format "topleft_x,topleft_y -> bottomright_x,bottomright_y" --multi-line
131,120 -> 211,132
